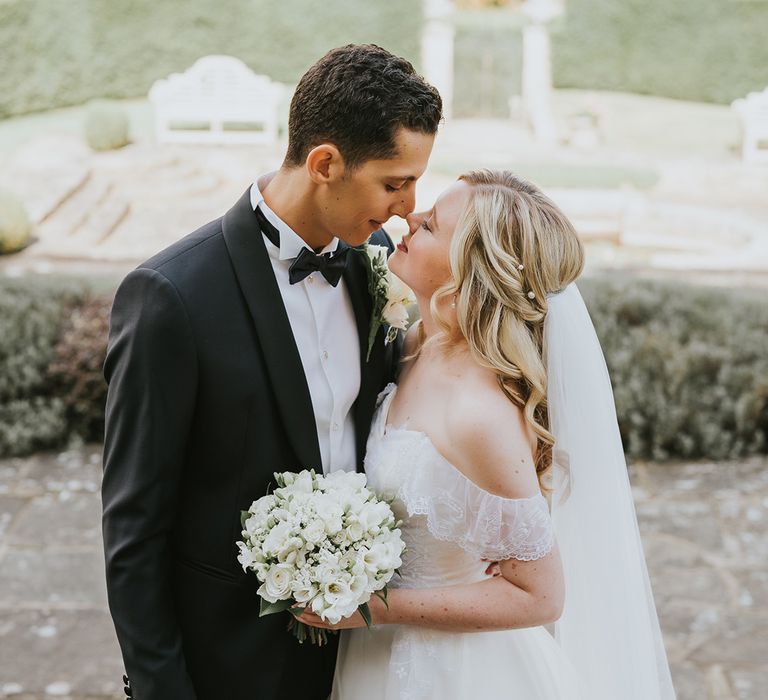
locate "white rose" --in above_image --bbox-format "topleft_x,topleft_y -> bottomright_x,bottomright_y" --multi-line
258,563 -> 294,602
366,244 -> 389,265
314,495 -> 345,535
250,494 -> 276,515
358,501 -> 389,532
262,521 -> 293,557
302,519 -> 327,546
386,272 -> 413,304
244,515 -> 264,537
313,557 -> 342,588
382,300 -> 409,330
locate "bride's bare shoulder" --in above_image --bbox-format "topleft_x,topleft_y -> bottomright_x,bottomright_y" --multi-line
443,373 -> 541,499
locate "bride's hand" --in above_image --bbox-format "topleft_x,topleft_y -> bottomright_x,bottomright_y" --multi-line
295,595 -> 388,631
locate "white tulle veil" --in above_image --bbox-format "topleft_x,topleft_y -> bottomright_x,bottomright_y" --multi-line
544,283 -> 676,699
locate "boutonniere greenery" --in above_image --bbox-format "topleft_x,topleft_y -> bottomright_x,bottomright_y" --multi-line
357,244 -> 414,361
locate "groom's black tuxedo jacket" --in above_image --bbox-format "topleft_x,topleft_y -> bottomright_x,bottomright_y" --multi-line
102,189 -> 399,700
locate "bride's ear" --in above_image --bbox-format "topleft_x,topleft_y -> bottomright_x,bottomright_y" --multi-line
306,144 -> 345,185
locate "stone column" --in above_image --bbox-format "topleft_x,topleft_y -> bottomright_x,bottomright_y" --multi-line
521,0 -> 561,144
422,0 -> 455,119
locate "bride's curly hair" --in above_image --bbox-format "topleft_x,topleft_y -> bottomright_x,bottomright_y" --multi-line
419,170 -> 584,492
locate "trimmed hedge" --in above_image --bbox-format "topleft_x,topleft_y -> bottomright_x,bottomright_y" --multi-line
0,275 -> 766,461
579,277 -> 768,461
0,0 -> 422,118
553,0 -> 768,105
0,277 -> 107,456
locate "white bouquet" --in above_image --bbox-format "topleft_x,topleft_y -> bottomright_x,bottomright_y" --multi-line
237,469 -> 405,645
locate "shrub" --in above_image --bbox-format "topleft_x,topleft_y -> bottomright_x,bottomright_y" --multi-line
47,295 -> 111,443
579,276 -> 768,461
0,276 -> 90,457
0,274 -> 766,462
0,190 -> 32,255
84,100 -> 130,151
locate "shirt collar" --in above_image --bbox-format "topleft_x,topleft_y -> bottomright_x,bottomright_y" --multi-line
250,180 -> 340,261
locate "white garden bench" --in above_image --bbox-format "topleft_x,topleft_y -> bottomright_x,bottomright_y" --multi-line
148,55 -> 286,145
732,88 -> 768,164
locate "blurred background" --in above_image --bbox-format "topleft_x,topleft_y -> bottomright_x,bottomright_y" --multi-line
0,0 -> 766,698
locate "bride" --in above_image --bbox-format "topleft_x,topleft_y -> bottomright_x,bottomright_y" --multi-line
297,170 -> 676,699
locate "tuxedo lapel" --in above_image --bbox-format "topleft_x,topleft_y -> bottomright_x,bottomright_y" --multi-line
222,189 -> 322,471
341,245 -> 382,472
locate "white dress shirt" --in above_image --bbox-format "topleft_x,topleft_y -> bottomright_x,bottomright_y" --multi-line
250,180 -> 361,474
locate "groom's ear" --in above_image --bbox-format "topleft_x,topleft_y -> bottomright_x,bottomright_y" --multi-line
306,144 -> 346,185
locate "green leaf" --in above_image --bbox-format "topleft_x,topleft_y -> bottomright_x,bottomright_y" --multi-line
288,605 -> 306,618
240,510 -> 250,530
358,602 -> 373,629
259,597 -> 294,617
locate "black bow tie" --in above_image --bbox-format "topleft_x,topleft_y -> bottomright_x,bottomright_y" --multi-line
288,246 -> 349,287
255,205 -> 349,287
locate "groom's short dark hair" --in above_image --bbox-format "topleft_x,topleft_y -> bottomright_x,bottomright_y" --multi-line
284,44 -> 443,170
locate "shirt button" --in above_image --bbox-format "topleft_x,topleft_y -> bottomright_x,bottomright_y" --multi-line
322,350 -> 329,360
307,275 -> 314,284
332,422 -> 339,431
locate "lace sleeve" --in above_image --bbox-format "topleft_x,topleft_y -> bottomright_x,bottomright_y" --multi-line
398,436 -> 555,561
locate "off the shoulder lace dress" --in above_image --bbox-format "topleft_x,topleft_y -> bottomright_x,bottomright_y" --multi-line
331,384 -> 584,700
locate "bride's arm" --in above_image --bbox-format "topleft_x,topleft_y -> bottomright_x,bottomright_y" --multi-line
297,540 -> 563,632
382,543 -> 563,631
298,386 -> 566,632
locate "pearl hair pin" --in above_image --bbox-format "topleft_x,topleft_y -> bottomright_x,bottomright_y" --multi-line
527,291 -> 536,300
518,264 -> 524,271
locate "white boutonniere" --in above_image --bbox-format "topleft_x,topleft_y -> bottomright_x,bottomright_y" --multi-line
358,244 -> 414,361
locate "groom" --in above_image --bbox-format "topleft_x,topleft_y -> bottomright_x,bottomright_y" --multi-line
102,44 -> 442,699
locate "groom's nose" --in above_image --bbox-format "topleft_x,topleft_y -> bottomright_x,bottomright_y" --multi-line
390,185 -> 417,219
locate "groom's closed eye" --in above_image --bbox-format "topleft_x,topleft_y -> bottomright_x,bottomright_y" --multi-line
385,180 -> 408,193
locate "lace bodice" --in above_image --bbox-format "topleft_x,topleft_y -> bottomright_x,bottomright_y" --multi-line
364,384 -> 554,589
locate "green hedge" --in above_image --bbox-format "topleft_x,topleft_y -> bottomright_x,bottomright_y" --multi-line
0,0 -> 422,118
553,0 -> 768,105
0,275 -> 766,461
0,276 -> 108,456
579,277 -> 768,461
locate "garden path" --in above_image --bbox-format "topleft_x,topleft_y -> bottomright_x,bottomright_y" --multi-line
0,447 -> 765,699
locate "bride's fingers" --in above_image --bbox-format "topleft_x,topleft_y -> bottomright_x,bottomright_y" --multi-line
297,611 -> 331,628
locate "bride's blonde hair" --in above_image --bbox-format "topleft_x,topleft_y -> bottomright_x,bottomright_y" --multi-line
418,169 -> 584,491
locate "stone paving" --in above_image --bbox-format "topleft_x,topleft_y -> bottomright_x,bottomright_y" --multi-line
0,446 -> 765,699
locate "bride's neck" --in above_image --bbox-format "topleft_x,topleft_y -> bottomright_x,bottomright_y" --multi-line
414,295 -> 468,357
415,296 -> 442,340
